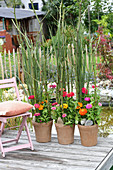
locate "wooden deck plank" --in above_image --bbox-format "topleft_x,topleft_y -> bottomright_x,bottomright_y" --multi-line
0,130 -> 113,170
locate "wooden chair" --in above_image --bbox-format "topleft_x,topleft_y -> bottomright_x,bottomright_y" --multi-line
0,77 -> 34,157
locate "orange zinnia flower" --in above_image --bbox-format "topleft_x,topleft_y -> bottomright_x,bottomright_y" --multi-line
76,106 -> 81,109
78,102 -> 83,108
79,108 -> 87,116
41,101 -> 44,104
38,105 -> 44,110
44,100 -> 48,103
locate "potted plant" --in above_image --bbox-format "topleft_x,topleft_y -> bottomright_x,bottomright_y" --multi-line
76,86 -> 102,147
28,96 -> 53,143
51,90 -> 76,145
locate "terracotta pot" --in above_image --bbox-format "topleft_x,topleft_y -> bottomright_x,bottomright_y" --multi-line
78,124 -> 98,147
55,123 -> 75,145
32,120 -> 53,143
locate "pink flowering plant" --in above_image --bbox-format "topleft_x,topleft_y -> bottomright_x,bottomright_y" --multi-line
28,96 -> 51,123
28,84 -> 57,123
34,100 -> 52,123
76,86 -> 102,125
51,91 -> 77,126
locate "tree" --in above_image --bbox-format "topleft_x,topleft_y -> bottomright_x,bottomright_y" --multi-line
42,0 -> 112,36
42,0 -> 90,36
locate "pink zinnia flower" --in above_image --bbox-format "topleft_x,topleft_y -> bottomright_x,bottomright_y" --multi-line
51,107 -> 56,110
52,102 -> 58,106
56,104 -> 60,107
34,104 -> 40,108
98,102 -> 102,106
28,95 -> 34,99
84,97 -> 90,101
86,104 -> 92,109
62,113 -> 67,118
34,113 -> 40,116
49,85 -> 56,88
82,87 -> 88,94
92,85 -> 97,88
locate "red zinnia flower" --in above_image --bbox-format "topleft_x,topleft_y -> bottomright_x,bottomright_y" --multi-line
28,95 -> 34,99
63,91 -> 67,97
67,93 -> 71,97
70,92 -> 74,97
49,85 -> 56,88
52,102 -> 58,106
82,87 -> 88,94
67,92 -> 74,97
92,85 -> 97,88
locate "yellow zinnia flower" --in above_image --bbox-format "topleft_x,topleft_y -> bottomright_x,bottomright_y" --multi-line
63,104 -> 68,109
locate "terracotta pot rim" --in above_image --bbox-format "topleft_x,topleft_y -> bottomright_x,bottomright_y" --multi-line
32,120 -> 53,126
78,124 -> 98,128
55,123 -> 75,127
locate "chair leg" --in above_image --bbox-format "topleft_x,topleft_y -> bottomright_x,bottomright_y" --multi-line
16,116 -> 34,150
16,116 -> 26,143
24,120 -> 34,150
0,138 -> 5,157
0,122 -> 5,134
0,123 -> 5,157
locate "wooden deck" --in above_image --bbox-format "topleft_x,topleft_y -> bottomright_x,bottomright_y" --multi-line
0,130 -> 113,170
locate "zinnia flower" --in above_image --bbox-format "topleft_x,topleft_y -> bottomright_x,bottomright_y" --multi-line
67,92 -> 74,97
84,97 -> 90,101
52,102 -> 58,106
86,104 -> 92,109
79,109 -> 87,116
63,91 -> 67,97
92,85 -> 97,88
34,113 -> 40,116
38,105 -> 44,110
34,104 -> 40,108
76,106 -> 81,109
82,87 -> 88,94
98,102 -> 102,106
28,95 -> 34,99
59,88 -> 65,91
78,102 -> 83,107
63,104 -> 68,109
49,84 -> 56,88
62,113 -> 67,118
51,107 -> 56,110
